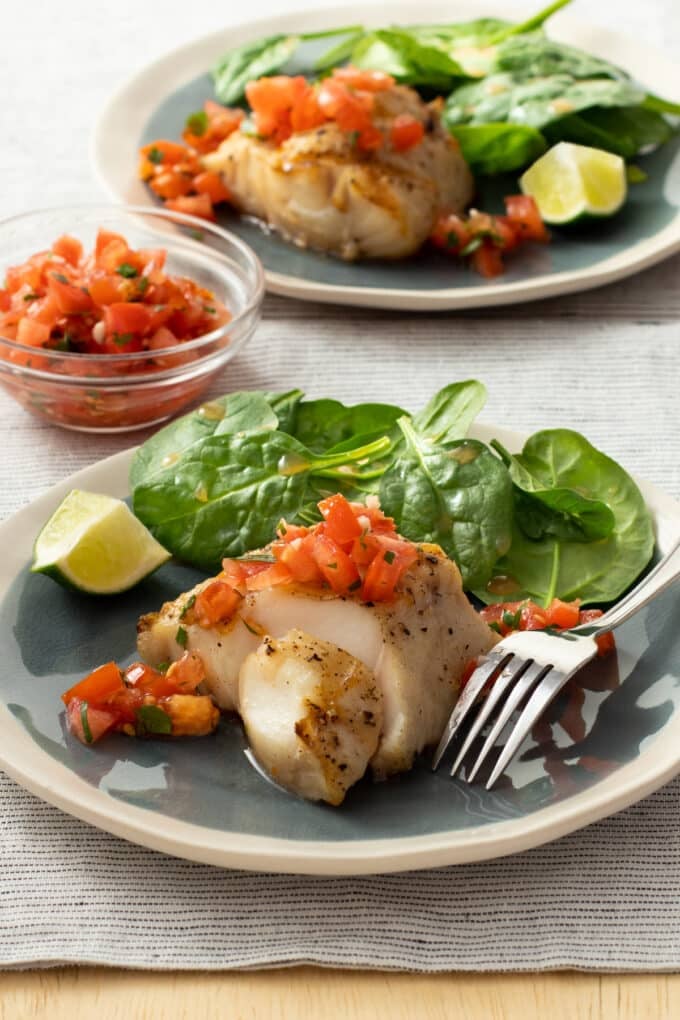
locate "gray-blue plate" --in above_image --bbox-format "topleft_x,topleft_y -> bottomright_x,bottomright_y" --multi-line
1,428 -> 679,874
92,2 -> 680,310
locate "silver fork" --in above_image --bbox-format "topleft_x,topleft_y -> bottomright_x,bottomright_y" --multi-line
433,538 -> 680,789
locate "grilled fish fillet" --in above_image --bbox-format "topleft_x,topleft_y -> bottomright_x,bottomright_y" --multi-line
203,85 -> 474,260
138,546 -> 496,800
240,630 -> 382,805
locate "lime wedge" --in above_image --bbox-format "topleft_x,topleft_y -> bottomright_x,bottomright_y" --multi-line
519,142 -> 627,224
32,489 -> 170,594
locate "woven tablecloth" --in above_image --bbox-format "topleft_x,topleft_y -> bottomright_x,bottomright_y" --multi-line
0,0 -> 679,972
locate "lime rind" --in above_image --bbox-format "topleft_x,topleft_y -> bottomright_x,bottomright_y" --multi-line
32,489 -> 170,595
519,141 -> 627,225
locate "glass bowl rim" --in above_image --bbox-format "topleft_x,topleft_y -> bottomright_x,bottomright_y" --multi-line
0,202 -> 266,368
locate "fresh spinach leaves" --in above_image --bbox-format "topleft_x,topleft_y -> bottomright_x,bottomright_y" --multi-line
478,430 -> 654,606
130,387 -> 654,608
446,122 -> 547,175
380,420 -> 513,588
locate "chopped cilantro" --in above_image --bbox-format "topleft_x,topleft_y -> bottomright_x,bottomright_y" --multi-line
348,579 -> 361,592
185,110 -> 209,137
203,305 -> 216,314
116,263 -> 138,279
176,625 -> 188,648
22,292 -> 39,302
148,146 -> 163,164
51,272 -> 70,285
80,701 -> 94,744
137,276 -> 149,294
54,334 -> 74,352
135,705 -> 172,736
460,237 -> 484,257
156,661 -> 170,673
502,608 -> 521,630
112,332 -> 134,347
383,550 -> 396,564
179,594 -> 196,619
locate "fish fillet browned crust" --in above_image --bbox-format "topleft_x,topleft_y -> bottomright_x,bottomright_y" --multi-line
203,85 -> 474,260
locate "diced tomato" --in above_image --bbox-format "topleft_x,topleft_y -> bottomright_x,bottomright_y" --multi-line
52,235 -> 83,266
140,139 -> 189,166
88,274 -> 125,306
61,661 -> 124,706
103,302 -> 154,337
361,547 -> 405,602
165,651 -> 206,692
459,657 -> 479,691
357,124 -> 384,151
164,194 -> 216,222
0,289 -> 10,312
192,171 -> 231,204
504,195 -> 549,243
47,273 -> 93,315
318,493 -> 363,546
317,78 -> 373,133
95,229 -> 127,259
492,215 -> 521,252
390,114 -> 425,151
147,327 -> 179,350
471,240 -> 505,278
331,66 -> 395,91
274,538 -> 324,584
276,521 -> 310,543
66,697 -> 120,744
149,170 -> 195,200
193,579 -> 241,626
579,608 -> 616,656
430,212 -> 471,252
244,561 -> 294,592
16,317 -> 51,347
290,88 -> 326,132
520,602 -> 549,630
310,533 -> 360,594
546,598 -> 581,629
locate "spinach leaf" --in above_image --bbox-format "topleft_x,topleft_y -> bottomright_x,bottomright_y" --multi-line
643,93 -> 680,116
477,430 -> 654,606
446,122 -> 547,175
132,430 -> 392,571
543,105 -> 673,158
412,380 -> 487,444
491,438 -> 615,542
352,29 -> 465,90
314,30 -> 366,72
445,72 -> 645,130
212,35 -> 301,104
212,26 -> 364,103
379,418 -> 513,589
263,389 -> 304,435
494,32 -> 627,81
129,391 -> 289,490
290,397 -> 405,453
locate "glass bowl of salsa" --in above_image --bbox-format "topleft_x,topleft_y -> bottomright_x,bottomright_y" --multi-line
0,205 -> 264,432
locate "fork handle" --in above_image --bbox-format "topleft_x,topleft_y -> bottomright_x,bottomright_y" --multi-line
575,537 -> 680,636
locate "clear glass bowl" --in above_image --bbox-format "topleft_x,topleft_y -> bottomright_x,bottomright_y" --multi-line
0,205 -> 264,432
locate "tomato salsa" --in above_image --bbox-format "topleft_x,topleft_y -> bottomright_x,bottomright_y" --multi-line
0,229 -> 230,357
62,654 -> 220,746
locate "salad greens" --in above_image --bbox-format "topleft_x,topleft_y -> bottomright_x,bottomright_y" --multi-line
130,385 -> 654,605
210,0 -> 679,176
481,430 -> 654,606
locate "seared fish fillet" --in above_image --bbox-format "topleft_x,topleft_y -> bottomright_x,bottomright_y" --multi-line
203,85 -> 473,260
240,630 -> 382,805
138,546 -> 496,800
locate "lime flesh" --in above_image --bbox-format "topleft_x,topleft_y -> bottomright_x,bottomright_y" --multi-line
32,489 -> 170,594
519,142 -> 627,225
